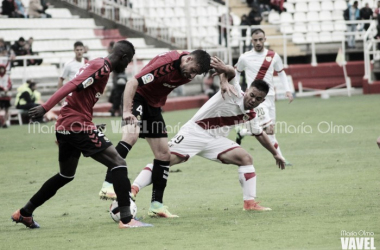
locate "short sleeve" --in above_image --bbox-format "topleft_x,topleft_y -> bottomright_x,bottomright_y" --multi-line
61,62 -> 70,79
235,55 -> 245,73
247,116 -> 263,136
273,53 -> 284,72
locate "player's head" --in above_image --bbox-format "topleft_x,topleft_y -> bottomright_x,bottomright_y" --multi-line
18,37 -> 26,46
244,79 -> 269,110
0,64 -> 6,75
109,40 -> 135,74
27,80 -> 37,91
73,41 -> 84,61
180,50 -> 211,80
251,28 -> 266,52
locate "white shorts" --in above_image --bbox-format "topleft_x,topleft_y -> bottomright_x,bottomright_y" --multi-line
254,95 -> 276,128
168,122 -> 240,163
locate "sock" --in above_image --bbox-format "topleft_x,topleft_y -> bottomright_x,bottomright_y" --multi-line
20,201 -> 36,217
238,165 -> 256,200
115,141 -> 133,159
104,169 -> 113,183
119,206 -> 133,224
151,159 -> 170,203
239,128 -> 253,136
29,173 -> 74,209
267,134 -> 283,157
110,166 -> 131,222
132,163 -> 153,191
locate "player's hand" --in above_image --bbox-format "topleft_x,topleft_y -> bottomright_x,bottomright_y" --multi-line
286,91 -> 293,103
220,81 -> 238,100
29,105 -> 46,119
274,153 -> 285,170
210,56 -> 228,75
96,123 -> 106,132
123,112 -> 138,126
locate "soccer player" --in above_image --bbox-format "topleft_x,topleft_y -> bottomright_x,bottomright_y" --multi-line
98,49 -> 211,217
130,62 -> 285,215
11,40 -> 152,229
377,136 -> 380,148
57,41 -> 87,90
235,28 -> 293,166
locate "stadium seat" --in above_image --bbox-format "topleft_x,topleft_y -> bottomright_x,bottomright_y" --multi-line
268,11 -> 280,24
292,33 -> 306,44
319,31 -> 333,42
280,12 -> 293,23
306,32 -> 319,43
293,12 -> 307,22
294,22 -> 308,33
332,31 -> 345,42
280,23 -> 294,34
307,11 -> 319,22
332,10 -> 344,20
308,1 -> 321,12
308,22 -> 321,32
334,0 -> 348,11
283,2 -> 295,13
319,10 -> 333,21
320,21 -> 335,32
295,2 -> 308,12
45,8 -> 73,18
334,21 -> 347,31
321,1 -> 334,11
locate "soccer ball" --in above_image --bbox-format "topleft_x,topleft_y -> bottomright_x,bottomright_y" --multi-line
109,198 -> 137,222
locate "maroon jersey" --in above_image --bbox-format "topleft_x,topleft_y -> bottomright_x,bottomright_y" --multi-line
42,57 -> 111,131
136,50 -> 191,107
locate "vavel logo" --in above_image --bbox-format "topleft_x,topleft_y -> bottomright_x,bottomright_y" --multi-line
341,230 -> 376,250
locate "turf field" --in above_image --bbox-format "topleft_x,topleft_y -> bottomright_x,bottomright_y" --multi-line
0,94 -> 379,250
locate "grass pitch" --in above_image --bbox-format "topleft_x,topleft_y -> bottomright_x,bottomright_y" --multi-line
0,94 -> 379,250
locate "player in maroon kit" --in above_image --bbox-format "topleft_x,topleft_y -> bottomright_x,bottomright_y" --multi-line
11,40 -> 153,229
99,50 -> 211,217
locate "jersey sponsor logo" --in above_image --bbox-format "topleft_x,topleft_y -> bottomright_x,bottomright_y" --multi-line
57,130 -> 70,135
142,73 -> 154,84
82,77 -> 94,89
95,92 -> 101,98
163,83 -> 177,88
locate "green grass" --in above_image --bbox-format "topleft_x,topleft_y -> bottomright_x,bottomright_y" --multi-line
0,94 -> 379,250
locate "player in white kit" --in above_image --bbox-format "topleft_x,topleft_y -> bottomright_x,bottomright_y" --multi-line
234,28 -> 293,166
128,60 -> 286,216
57,41 -> 86,89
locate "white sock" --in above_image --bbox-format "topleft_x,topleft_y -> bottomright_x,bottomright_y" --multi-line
239,128 -> 252,136
267,134 -> 283,157
238,165 -> 256,200
132,163 -> 153,190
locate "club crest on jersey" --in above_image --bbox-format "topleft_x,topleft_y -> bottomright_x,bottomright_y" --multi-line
95,92 -> 101,98
142,73 -> 154,84
82,77 -> 94,89
243,114 -> 249,121
266,56 -> 272,62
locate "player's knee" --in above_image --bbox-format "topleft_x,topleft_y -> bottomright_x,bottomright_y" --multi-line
264,125 -> 274,135
155,150 -> 171,162
240,154 -> 253,165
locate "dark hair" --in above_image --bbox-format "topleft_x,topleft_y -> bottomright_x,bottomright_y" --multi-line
27,80 -> 37,88
251,28 -> 265,36
115,40 -> 135,57
74,41 -> 84,48
190,50 -> 211,74
250,79 -> 269,94
18,37 -> 25,42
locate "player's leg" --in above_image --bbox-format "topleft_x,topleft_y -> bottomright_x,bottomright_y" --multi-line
12,133 -> 80,228
377,136 -> 380,149
202,138 -> 271,211
131,153 -> 185,199
100,95 -> 142,200
90,136 -> 152,228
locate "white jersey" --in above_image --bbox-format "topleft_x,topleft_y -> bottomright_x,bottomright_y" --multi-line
189,78 -> 263,138
61,58 -> 86,81
235,48 -> 284,96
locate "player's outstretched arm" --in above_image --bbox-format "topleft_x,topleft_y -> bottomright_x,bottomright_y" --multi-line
255,132 -> 285,169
